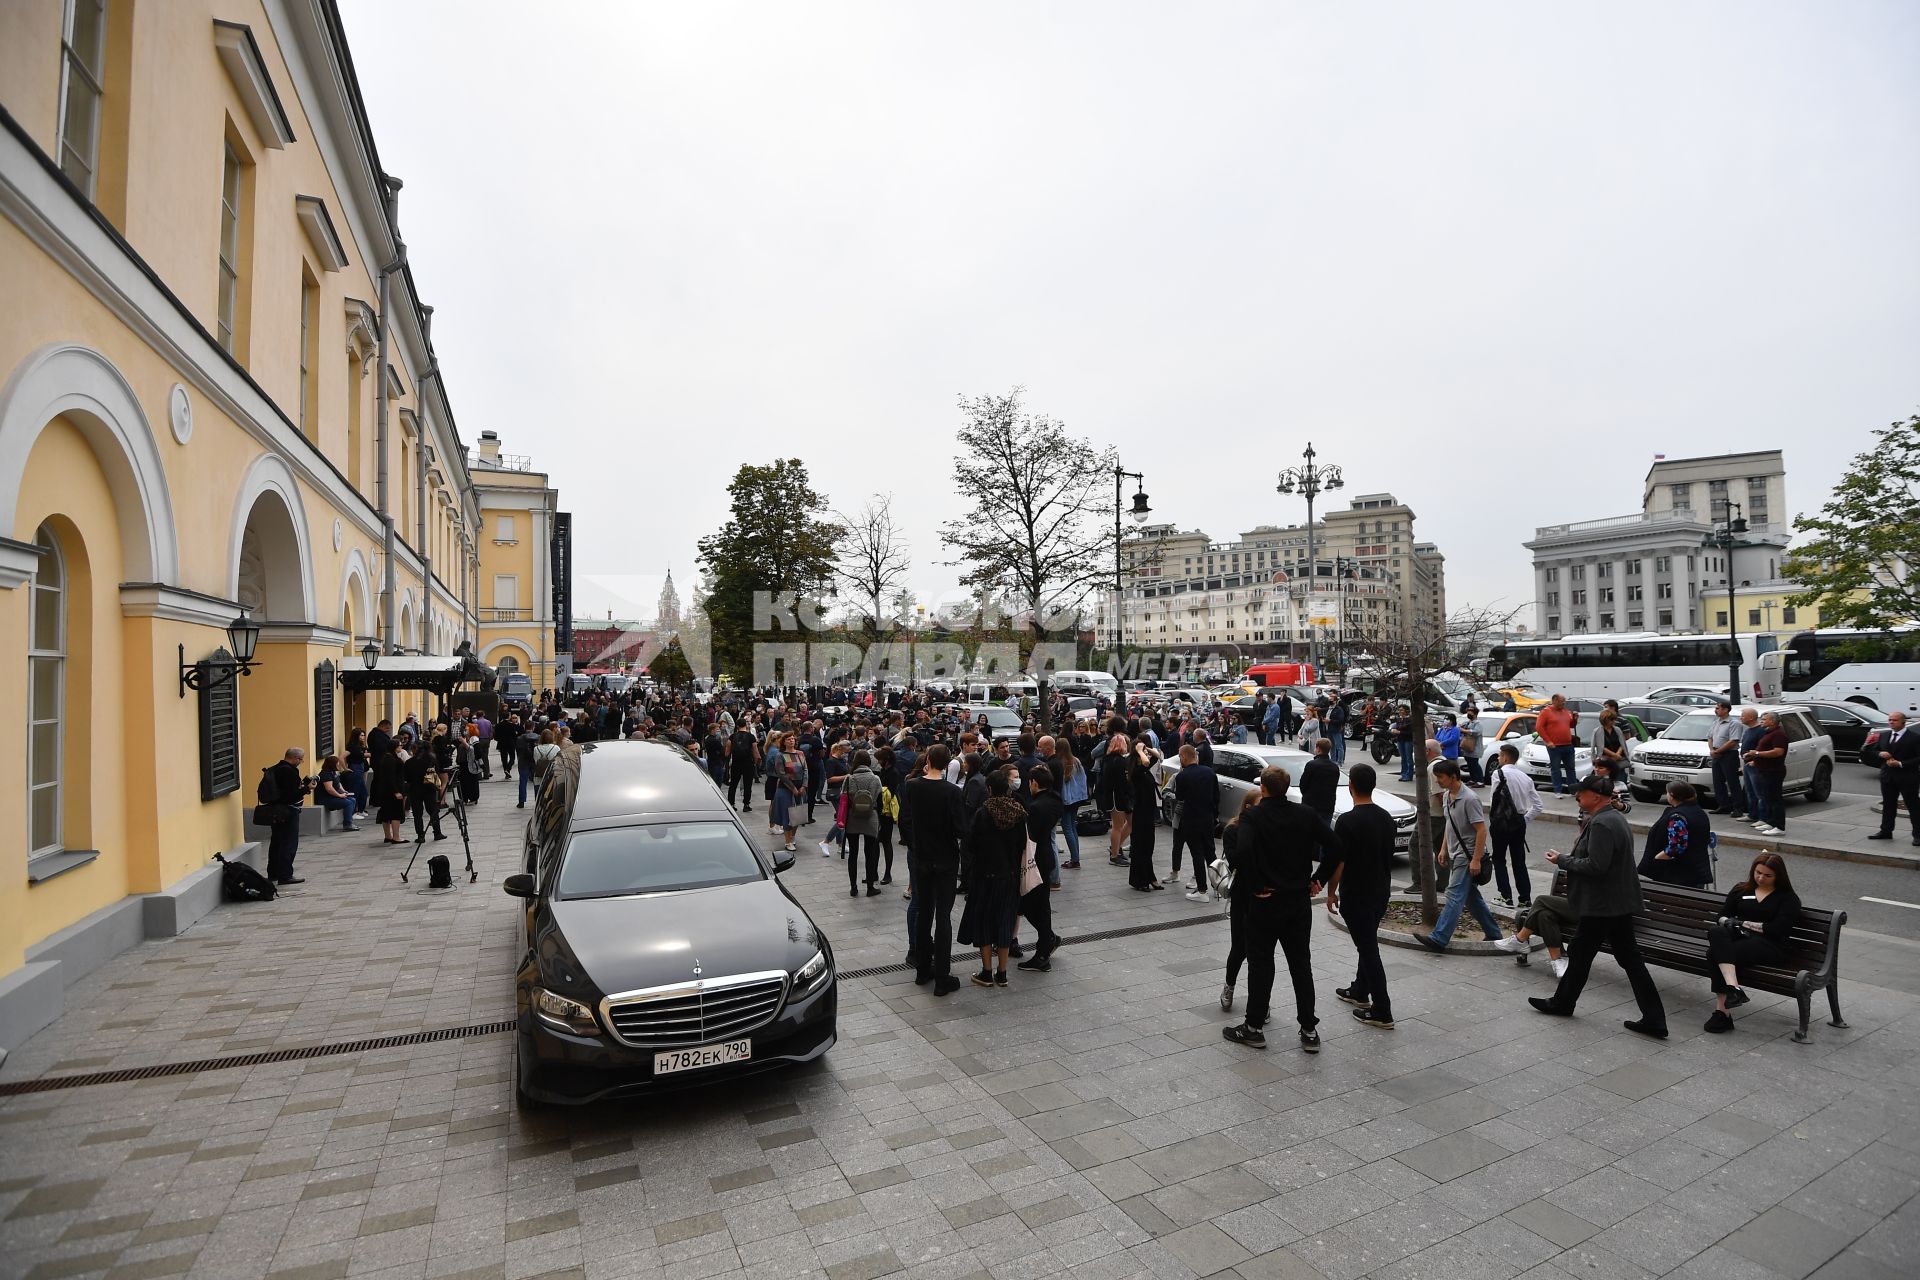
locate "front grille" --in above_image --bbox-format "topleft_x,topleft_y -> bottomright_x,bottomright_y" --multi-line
1637,751 -> 1704,769
601,972 -> 788,1048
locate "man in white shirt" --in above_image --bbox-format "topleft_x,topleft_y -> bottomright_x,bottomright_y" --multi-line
1706,701 -> 1743,816
1487,742 -> 1545,906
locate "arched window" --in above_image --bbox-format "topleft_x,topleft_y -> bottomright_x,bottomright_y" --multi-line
29,524 -> 66,858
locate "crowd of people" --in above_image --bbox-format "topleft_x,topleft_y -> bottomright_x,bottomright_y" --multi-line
257,674 -> 1834,1045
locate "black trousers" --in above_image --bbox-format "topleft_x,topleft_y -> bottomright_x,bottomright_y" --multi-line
729,766 -> 757,810
1225,890 -> 1249,985
1245,896 -> 1316,1030
267,820 -> 300,882
1711,751 -> 1743,813
411,790 -> 443,839
1706,924 -> 1785,991
806,761 -> 824,816
497,738 -> 515,777
1879,769 -> 1920,837
848,834 -> 880,889
1128,816 -> 1157,887
1019,884 -> 1057,956
1343,895 -> 1391,1020
1548,913 -> 1667,1029
1170,826 -> 1214,887
877,816 -> 895,879
910,863 -> 957,979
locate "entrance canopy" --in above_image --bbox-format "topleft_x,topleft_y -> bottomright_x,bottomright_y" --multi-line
336,651 -> 495,696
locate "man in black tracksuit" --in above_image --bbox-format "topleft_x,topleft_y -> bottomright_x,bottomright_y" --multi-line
728,719 -> 760,812
900,745 -> 964,995
1327,763 -> 1397,1030
1223,764 -> 1341,1053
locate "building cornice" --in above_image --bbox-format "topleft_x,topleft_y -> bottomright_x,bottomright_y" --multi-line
119,582 -> 245,627
0,533 -> 44,589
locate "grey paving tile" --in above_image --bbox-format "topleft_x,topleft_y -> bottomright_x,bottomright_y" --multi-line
1391,1132 -> 1508,1183
1589,1062 -> 1689,1103
1723,1206 -> 1858,1280
504,1209 -> 579,1244
6,1177 -> 106,1219
1503,1199 -> 1599,1249
1232,1246 -> 1330,1280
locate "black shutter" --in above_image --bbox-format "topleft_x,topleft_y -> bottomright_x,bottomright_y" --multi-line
314,660 -> 336,759
199,648 -> 240,800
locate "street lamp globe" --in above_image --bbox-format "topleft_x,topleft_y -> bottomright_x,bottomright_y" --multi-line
1128,490 -> 1152,524
361,639 -> 380,670
226,611 -> 262,665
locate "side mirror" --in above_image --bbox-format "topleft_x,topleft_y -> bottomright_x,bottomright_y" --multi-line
503,873 -> 537,899
772,847 -> 796,873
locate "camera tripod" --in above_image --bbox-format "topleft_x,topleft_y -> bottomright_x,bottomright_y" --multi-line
401,784 -> 477,884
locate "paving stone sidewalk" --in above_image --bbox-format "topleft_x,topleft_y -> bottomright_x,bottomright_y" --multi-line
2,772 -> 1918,1280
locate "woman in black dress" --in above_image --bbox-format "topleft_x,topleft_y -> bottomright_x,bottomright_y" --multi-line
1128,740 -> 1164,890
1704,852 -> 1801,1033
1106,731 -> 1134,865
875,745 -> 900,885
958,770 -> 1028,986
371,740 -> 408,844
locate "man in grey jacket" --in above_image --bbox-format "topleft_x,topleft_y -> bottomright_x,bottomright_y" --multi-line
1528,774 -> 1669,1038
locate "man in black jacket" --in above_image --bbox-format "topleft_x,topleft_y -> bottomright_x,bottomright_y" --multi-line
1327,764 -> 1396,1029
1170,744 -> 1219,900
1223,765 -> 1341,1053
1019,766 -> 1065,972
1299,739 -> 1340,824
404,742 -> 446,843
1869,711 -> 1920,845
264,748 -> 311,885
900,745 -> 964,995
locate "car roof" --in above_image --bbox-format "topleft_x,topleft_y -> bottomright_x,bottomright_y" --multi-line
1672,703 -> 1817,718
568,740 -> 732,823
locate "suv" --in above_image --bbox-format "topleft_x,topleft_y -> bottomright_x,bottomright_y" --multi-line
504,741 -> 836,1106
1628,704 -> 1835,804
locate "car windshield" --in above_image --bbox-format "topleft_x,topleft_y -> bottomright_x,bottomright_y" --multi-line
982,709 -> 1020,729
1662,714 -> 1720,742
556,822 -> 766,898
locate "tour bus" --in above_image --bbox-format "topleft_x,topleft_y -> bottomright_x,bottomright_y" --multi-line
1486,633 -> 1778,702
1780,628 -> 1920,715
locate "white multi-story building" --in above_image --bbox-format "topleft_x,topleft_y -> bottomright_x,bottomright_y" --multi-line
1093,493 -> 1447,664
1525,451 -> 1791,638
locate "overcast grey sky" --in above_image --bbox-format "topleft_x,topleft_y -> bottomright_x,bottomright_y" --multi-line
341,0 -> 1919,626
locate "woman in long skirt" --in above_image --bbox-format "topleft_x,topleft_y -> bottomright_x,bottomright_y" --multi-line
958,771 -> 1028,986
771,732 -> 804,852
1128,740 -> 1163,890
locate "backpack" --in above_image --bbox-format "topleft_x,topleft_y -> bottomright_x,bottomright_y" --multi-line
1489,768 -> 1527,838
256,770 -> 276,806
427,854 -> 453,888
849,777 -> 877,821
214,852 -> 276,902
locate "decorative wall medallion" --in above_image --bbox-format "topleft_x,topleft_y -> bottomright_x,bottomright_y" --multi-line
333,518 -> 343,551
168,383 -> 192,444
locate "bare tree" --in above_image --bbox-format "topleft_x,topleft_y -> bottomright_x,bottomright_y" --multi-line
834,493 -> 912,638
1343,602 -> 1529,924
941,388 -> 1115,732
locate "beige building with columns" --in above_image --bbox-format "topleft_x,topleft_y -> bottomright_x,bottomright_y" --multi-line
0,0 -> 553,1049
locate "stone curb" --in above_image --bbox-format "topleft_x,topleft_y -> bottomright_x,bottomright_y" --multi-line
1324,892 -> 1545,957
1524,806 -> 1920,870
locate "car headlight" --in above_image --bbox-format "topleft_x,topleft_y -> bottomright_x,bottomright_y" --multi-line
792,949 -> 830,996
533,987 -> 600,1034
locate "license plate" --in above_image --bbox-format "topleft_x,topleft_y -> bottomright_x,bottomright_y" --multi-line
1647,770 -> 1687,782
654,1039 -> 751,1075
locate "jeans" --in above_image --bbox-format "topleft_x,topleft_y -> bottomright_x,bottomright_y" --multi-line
1342,895 -> 1391,1020
1429,861 -> 1502,945
1461,751 -> 1485,785
1490,825 -> 1531,902
1546,745 -> 1577,794
1057,811 -> 1081,866
909,861 -> 957,979
347,764 -> 369,813
1245,895 -> 1316,1030
321,794 -> 358,828
1397,741 -> 1414,781
518,767 -> 532,806
1546,913 -> 1667,1030
1754,770 -> 1785,830
1742,764 -> 1761,820
267,819 -> 300,882
1711,751 -> 1743,813
1328,731 -> 1347,765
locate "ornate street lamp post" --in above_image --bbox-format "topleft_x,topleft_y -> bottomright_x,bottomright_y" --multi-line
1113,467 -> 1150,682
1276,444 -> 1343,680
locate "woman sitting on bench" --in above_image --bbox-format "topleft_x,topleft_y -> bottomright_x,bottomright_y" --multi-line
1705,852 -> 1801,1034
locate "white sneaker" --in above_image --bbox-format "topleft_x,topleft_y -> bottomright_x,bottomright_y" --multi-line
818,840 -> 834,857
1186,890 -> 1209,902
1551,957 -> 1569,979
1493,935 -> 1525,953
1756,825 -> 1783,837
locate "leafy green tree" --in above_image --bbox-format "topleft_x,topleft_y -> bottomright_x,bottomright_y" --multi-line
1786,415 -> 1920,633
646,639 -> 693,687
696,460 -> 842,681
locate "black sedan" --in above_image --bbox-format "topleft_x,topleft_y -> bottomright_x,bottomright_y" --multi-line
1793,700 -> 1893,765
506,742 -> 836,1106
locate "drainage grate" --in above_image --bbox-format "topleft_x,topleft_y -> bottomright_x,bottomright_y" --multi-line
3,911 -> 1231,1094
834,906 -> 1226,979
0,1019 -> 517,1097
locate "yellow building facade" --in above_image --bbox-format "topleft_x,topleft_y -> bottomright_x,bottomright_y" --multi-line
0,0 -> 554,1049
471,430 -> 563,692
1698,582 -> 1830,644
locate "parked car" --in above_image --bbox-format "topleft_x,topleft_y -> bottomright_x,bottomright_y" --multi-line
1465,712 -> 1539,779
1522,715 -> 1650,786
1613,701 -> 1689,737
505,741 -> 836,1107
1626,704 -> 1835,803
1151,744 -> 1418,853
1643,686 -> 1727,706
1792,700 -> 1891,764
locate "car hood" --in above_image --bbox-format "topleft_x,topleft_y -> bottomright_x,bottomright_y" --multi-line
544,879 -> 823,998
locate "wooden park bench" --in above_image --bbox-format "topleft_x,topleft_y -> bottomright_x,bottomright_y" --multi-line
1596,881 -> 1849,1043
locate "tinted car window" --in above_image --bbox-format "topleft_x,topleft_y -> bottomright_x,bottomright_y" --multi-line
557,822 -> 766,898
1780,714 -> 1813,742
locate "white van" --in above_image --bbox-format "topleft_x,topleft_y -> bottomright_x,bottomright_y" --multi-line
1051,670 -> 1119,701
966,679 -> 1037,707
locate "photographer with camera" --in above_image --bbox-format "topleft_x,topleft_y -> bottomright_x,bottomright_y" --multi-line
260,747 -> 314,886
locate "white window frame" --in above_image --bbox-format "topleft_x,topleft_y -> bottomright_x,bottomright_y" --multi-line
493,574 -> 519,612
57,0 -> 107,198
492,513 -> 517,544
217,140 -> 241,352
298,269 -> 317,435
29,526 -> 67,862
